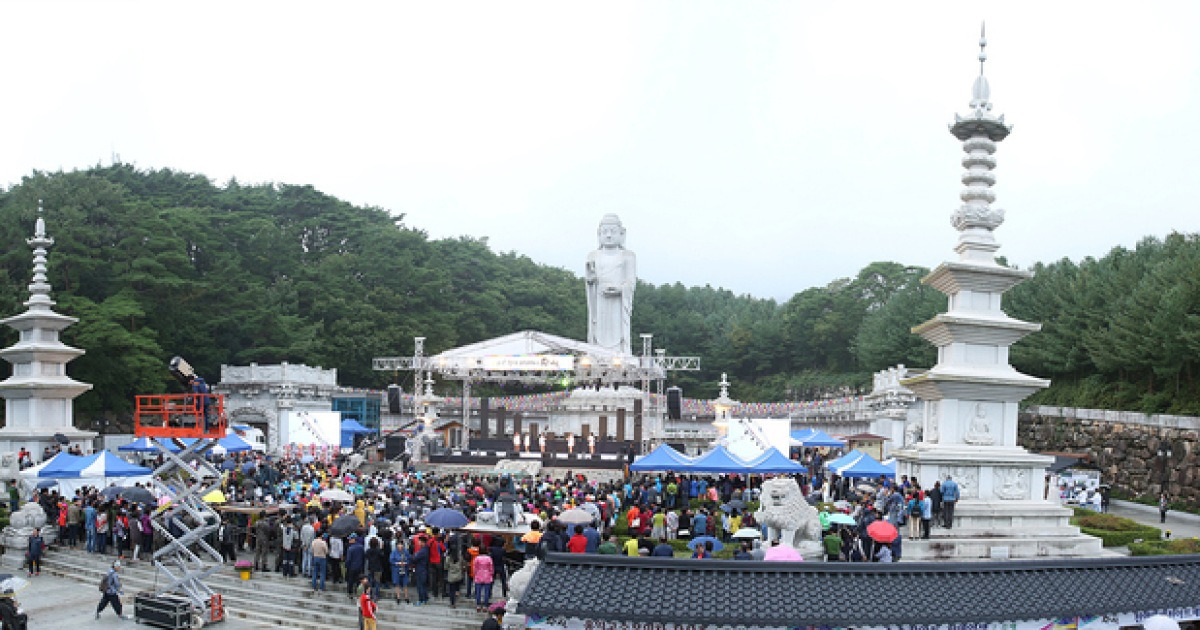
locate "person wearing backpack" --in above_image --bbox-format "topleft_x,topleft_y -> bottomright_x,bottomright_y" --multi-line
96,560 -> 132,620
443,541 -> 464,609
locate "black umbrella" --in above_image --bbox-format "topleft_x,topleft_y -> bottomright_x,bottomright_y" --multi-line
329,514 -> 361,538
119,487 -> 156,505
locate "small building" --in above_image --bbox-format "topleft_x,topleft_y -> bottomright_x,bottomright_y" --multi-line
215,362 -> 338,454
332,392 -> 382,431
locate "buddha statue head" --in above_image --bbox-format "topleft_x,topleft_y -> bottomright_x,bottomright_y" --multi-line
596,214 -> 626,249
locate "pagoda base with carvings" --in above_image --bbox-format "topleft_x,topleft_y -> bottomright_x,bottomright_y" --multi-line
893,443 -> 1104,560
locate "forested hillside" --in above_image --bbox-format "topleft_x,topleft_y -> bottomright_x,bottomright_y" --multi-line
1,166 -> 1198,427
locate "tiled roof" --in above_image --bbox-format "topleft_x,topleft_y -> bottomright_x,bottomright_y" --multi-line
518,553 -> 1200,626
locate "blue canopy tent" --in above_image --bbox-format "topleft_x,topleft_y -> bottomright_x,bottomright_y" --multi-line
687,445 -> 753,474
340,419 -> 375,449
75,451 -> 154,478
827,451 -> 895,479
789,428 -> 815,443
117,437 -> 160,453
629,444 -> 694,471
174,434 -> 253,455
742,448 -> 808,474
19,452 -> 83,478
793,429 -> 846,448
214,434 -> 253,453
824,450 -> 861,471
20,450 -> 152,496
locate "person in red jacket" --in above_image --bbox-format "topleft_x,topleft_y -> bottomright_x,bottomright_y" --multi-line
359,589 -> 378,630
566,525 -> 588,553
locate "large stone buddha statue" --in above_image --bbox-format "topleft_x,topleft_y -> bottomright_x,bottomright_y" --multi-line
585,214 -> 636,355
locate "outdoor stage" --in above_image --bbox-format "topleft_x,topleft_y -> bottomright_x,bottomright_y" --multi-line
428,436 -> 632,471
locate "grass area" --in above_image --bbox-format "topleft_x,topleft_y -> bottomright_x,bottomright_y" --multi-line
1070,508 -> 1162,546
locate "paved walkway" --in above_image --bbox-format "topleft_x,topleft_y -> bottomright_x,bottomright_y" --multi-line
0,566 -> 269,629
1107,498 -> 1200,541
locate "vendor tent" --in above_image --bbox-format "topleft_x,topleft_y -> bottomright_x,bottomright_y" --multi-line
629,444 -> 694,471
19,450 -> 152,496
340,419 -> 375,448
792,429 -> 846,448
176,434 -> 253,455
19,452 -> 83,479
789,428 -> 815,442
75,451 -> 154,478
827,451 -> 895,479
688,446 -> 753,473
825,450 -> 861,471
117,437 -> 160,453
742,448 -> 808,474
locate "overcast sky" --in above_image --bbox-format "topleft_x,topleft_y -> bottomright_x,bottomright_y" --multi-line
3,2 -> 1197,302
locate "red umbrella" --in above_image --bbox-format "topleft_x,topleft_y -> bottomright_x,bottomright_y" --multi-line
866,520 -> 898,544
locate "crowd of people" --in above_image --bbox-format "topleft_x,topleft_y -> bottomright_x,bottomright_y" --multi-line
21,447 -> 966,626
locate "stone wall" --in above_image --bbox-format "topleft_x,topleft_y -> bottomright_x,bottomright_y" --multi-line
1018,405 -> 1199,507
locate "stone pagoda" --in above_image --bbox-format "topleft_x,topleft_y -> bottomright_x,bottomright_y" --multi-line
895,31 -> 1101,559
0,205 -> 96,463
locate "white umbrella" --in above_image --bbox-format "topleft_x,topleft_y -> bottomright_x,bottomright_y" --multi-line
731,528 -> 762,540
0,575 -> 29,593
556,508 -> 595,525
320,488 -> 355,502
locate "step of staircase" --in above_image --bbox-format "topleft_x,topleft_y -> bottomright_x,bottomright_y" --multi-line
38,548 -> 485,629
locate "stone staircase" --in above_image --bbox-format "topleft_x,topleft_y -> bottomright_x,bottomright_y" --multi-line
36,548 -> 486,629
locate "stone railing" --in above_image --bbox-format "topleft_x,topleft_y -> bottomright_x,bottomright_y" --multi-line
1024,405 -> 1200,431
220,362 -> 338,386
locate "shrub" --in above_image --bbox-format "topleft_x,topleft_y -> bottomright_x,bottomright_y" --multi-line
1079,526 -> 1162,547
612,514 -> 629,537
1073,512 -> 1151,532
1129,538 -> 1200,556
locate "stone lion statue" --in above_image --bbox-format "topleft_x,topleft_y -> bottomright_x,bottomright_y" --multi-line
756,477 -> 822,550
506,557 -> 540,613
1,501 -> 55,550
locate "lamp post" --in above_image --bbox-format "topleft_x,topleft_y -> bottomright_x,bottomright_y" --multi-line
1157,446 -> 1174,493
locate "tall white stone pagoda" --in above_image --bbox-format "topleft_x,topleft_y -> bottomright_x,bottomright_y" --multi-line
895,30 -> 1101,559
0,205 -> 96,460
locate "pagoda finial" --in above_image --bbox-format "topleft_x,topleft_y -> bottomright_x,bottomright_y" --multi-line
969,22 -> 992,116
949,25 -> 1010,264
25,201 -> 56,312
34,199 -> 46,239
979,23 -> 987,75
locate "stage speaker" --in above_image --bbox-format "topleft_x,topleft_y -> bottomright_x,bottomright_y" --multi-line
384,435 -> 407,459
387,384 -> 402,414
666,387 -> 682,420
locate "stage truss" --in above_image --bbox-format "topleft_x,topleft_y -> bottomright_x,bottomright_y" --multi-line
373,334 -> 700,448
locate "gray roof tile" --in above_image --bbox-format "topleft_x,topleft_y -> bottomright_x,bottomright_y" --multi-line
518,553 -> 1200,626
